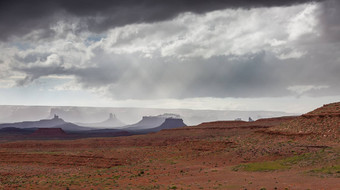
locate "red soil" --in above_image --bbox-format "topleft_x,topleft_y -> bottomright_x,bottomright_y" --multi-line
0,104 -> 339,189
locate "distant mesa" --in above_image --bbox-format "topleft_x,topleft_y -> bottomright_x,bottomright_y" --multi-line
31,128 -> 67,136
0,114 -> 65,129
78,113 -> 186,133
146,118 -> 187,132
78,113 -> 126,128
0,114 -> 93,132
123,114 -> 187,133
158,118 -> 186,130
124,113 -> 182,130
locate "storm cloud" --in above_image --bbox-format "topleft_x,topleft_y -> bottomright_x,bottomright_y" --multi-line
0,0 -> 323,40
0,0 -> 339,109
319,0 -> 340,41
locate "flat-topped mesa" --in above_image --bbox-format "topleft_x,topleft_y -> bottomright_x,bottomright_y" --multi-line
142,118 -> 187,133
125,113 -> 183,130
157,118 -> 186,130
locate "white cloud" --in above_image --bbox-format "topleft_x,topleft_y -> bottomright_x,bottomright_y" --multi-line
287,3 -> 319,40
287,85 -> 329,95
277,49 -> 306,59
0,79 -> 15,88
50,79 -> 81,91
97,3 -> 319,60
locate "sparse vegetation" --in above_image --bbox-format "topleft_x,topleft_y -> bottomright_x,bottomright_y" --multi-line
233,149 -> 339,172
232,160 -> 288,172
0,103 -> 339,189
308,165 -> 340,177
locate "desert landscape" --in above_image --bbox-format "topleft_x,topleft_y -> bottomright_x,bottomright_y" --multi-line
0,102 -> 339,189
1,0 -> 340,189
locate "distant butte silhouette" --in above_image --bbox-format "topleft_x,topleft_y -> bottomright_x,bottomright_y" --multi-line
77,113 -> 126,128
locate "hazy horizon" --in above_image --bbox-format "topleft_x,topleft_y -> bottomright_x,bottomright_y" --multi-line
0,0 -> 339,114
0,105 -> 296,126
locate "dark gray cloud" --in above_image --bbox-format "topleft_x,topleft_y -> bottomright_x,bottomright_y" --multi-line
14,53 -> 51,64
0,0 -> 322,40
319,0 -> 340,41
14,65 -> 67,86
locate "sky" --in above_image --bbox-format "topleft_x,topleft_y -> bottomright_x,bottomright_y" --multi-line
0,0 -> 339,113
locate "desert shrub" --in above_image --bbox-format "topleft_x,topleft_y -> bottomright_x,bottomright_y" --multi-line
232,153 -> 317,172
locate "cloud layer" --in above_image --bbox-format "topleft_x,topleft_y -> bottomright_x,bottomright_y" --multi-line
0,0 -> 322,40
0,0 -> 339,102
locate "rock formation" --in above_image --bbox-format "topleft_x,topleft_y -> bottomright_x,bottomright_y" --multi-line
151,118 -> 187,131
0,115 -> 93,132
124,115 -> 168,130
268,102 -> 340,140
79,113 -> 125,128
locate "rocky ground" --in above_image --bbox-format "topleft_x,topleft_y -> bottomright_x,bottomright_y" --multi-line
0,103 -> 339,189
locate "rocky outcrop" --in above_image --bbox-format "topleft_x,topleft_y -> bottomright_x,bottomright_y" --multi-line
267,102 -> 340,140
